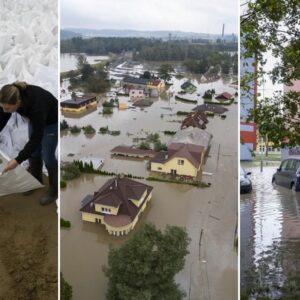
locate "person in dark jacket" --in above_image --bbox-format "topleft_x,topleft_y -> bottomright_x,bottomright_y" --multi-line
0,81 -> 58,205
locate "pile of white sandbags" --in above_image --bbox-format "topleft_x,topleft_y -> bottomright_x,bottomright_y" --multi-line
0,0 -> 58,159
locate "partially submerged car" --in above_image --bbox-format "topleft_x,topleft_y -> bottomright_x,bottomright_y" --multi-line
272,158 -> 300,192
240,167 -> 252,193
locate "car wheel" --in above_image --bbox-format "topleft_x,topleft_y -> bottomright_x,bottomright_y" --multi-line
272,177 -> 277,186
291,183 -> 296,193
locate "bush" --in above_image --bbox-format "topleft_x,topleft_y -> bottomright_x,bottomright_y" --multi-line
60,120 -> 69,131
146,133 -> 160,143
70,125 -> 81,134
60,180 -> 67,188
103,107 -> 113,114
61,273 -> 72,300
176,111 -> 190,116
61,163 -> 81,180
83,125 -> 96,135
61,218 -> 71,228
99,126 -> 109,134
163,131 -> 176,135
103,99 -> 114,107
203,90 -> 213,99
139,142 -> 151,150
110,130 -> 121,136
154,141 -> 168,152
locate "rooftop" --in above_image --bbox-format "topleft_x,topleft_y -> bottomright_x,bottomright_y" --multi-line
215,92 -> 233,100
152,142 -> 204,169
61,95 -> 96,105
193,104 -> 228,114
80,177 -> 153,226
170,128 -> 213,150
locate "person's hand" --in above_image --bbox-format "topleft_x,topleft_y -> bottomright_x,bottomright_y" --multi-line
3,159 -> 19,173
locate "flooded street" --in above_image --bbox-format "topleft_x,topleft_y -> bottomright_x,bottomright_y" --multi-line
61,61 -> 238,299
241,162 -> 300,299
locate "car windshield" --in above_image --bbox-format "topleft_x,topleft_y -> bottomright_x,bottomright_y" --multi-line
240,168 -> 246,176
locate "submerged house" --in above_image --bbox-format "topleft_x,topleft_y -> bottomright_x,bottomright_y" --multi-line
129,89 -> 146,100
123,76 -> 165,97
60,96 -> 97,113
170,127 -> 213,154
150,143 -> 205,178
193,103 -> 228,115
180,81 -> 197,93
215,92 -> 233,101
80,176 -> 153,236
181,111 -> 208,130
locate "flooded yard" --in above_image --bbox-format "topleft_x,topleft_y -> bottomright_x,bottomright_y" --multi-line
241,163 -> 300,299
60,62 -> 238,299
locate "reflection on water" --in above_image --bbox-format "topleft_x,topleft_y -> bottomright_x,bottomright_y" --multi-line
241,163 -> 300,299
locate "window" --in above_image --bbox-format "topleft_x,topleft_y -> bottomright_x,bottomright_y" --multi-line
281,160 -> 289,171
101,207 -> 111,213
178,159 -> 184,165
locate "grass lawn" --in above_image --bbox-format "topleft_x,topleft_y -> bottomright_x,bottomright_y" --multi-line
253,153 -> 281,161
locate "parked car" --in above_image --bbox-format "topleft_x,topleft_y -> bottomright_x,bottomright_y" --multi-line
240,167 -> 252,193
272,158 -> 300,192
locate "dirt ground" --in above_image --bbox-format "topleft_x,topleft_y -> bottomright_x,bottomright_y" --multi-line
0,181 -> 57,300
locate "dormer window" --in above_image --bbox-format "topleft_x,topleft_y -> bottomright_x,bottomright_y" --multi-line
178,159 -> 184,165
101,207 -> 111,214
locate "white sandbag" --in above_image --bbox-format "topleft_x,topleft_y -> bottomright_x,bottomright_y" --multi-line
0,150 -> 43,197
0,0 -> 58,158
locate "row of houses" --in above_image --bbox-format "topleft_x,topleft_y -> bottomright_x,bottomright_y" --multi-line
123,76 -> 165,98
80,109 -> 214,236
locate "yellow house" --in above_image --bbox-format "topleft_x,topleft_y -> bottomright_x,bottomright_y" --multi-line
118,102 -> 128,110
61,96 -> 97,113
150,143 -> 205,178
147,79 -> 165,92
80,176 -> 153,236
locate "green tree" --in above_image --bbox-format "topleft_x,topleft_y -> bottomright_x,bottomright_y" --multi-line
103,224 -> 190,300
76,54 -> 87,70
61,273 -> 72,300
81,63 -> 94,81
159,64 -> 174,82
241,0 -> 300,145
142,71 -> 152,79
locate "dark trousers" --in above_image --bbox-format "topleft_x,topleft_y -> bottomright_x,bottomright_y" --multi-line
29,123 -> 58,167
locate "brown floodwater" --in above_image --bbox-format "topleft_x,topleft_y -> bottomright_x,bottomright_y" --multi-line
61,75 -> 238,300
241,162 -> 300,299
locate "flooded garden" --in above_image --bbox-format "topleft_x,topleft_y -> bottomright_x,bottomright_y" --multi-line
241,162 -> 300,299
60,55 -> 238,300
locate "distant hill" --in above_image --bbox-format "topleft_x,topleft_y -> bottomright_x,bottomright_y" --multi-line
61,30 -> 82,40
61,28 -> 236,41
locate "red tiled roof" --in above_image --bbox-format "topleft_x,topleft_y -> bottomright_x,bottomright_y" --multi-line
215,92 -> 233,100
151,143 -> 204,169
149,80 -> 162,86
168,143 -> 204,168
181,112 -> 208,129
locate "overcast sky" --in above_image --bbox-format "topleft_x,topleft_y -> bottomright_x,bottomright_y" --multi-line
61,0 -> 238,34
